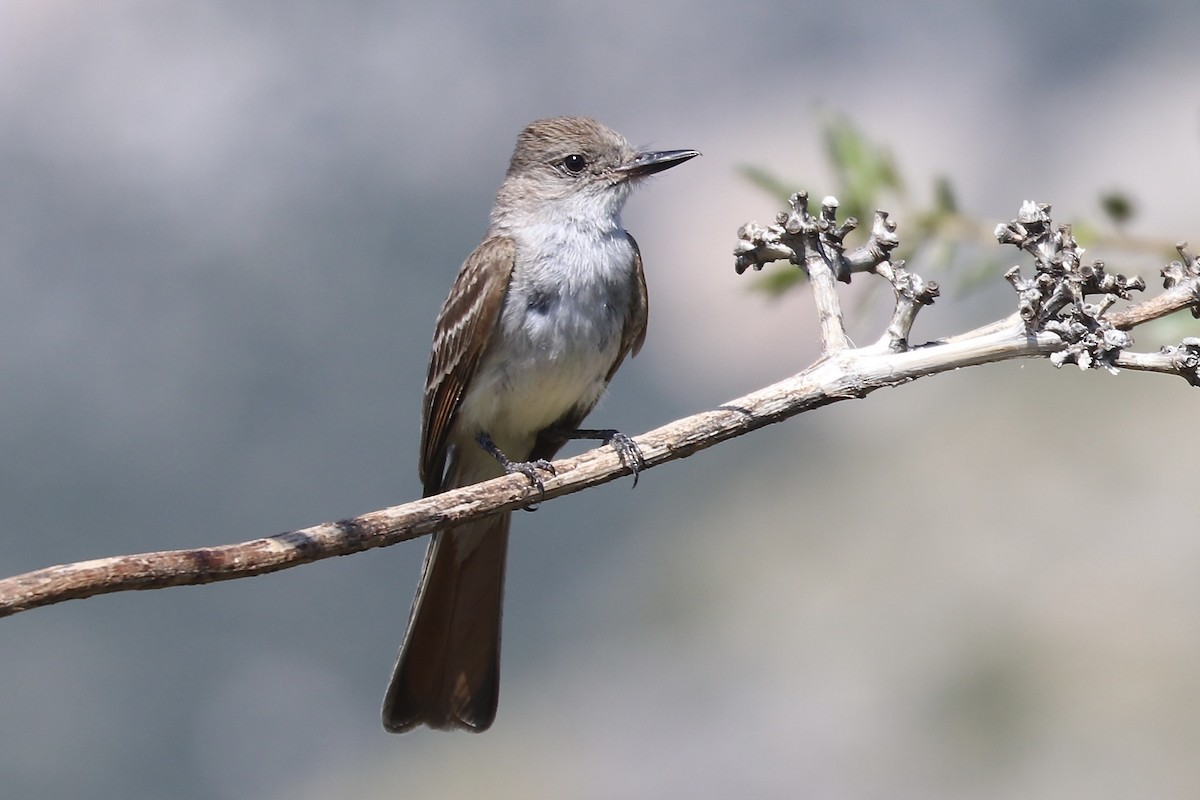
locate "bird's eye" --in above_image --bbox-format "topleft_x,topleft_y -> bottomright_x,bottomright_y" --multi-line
561,154 -> 587,174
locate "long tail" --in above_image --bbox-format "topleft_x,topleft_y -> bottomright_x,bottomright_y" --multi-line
381,510 -> 510,733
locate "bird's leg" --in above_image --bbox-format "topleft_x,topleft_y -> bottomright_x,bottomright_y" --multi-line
476,432 -> 557,503
552,427 -> 646,488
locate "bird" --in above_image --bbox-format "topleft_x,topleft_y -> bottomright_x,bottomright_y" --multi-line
382,116 -> 698,732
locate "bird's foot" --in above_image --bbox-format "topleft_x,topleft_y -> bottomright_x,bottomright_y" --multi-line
476,432 -> 557,505
571,429 -> 645,488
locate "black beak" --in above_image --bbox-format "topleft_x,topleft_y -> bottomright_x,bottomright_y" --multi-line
618,148 -> 701,179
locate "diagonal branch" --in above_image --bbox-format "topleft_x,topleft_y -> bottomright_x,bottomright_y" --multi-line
1,196 -> 1195,619
0,319 -> 1063,619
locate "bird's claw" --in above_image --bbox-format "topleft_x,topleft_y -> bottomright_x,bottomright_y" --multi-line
505,458 -> 557,506
559,428 -> 646,488
605,432 -> 645,488
476,432 -> 557,507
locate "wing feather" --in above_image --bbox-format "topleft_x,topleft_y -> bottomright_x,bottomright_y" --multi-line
606,232 -> 649,383
420,236 -> 515,493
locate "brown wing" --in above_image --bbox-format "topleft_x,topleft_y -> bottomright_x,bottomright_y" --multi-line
528,232 -> 648,461
605,232 -> 649,382
420,235 -> 515,494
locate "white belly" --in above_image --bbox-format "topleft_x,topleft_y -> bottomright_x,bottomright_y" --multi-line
454,225 -> 635,458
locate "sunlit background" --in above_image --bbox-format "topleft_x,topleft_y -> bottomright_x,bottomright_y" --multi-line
2,2 -> 1199,798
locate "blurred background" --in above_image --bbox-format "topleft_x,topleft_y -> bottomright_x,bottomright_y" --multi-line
2,1 -> 1200,798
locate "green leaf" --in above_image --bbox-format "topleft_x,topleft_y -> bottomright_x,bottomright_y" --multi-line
933,176 -> 958,215
752,265 -> 806,296
822,115 -> 904,220
736,165 -> 795,204
1099,190 -> 1136,228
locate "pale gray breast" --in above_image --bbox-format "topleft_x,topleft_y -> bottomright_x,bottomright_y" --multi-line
500,224 -> 636,363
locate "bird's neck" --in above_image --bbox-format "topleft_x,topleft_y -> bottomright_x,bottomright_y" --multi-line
491,179 -> 633,236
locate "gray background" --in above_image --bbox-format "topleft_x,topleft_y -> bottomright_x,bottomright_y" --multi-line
2,1 -> 1199,798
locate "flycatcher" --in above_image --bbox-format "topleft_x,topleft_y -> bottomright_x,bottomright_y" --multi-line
382,117 -> 698,733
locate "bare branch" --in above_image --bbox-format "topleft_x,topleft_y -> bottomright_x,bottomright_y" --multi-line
1,195 -> 1195,619
1109,242 -> 1200,328
1113,339 -> 1200,386
0,319 -> 1060,619
735,192 -> 900,353
873,256 -> 940,352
